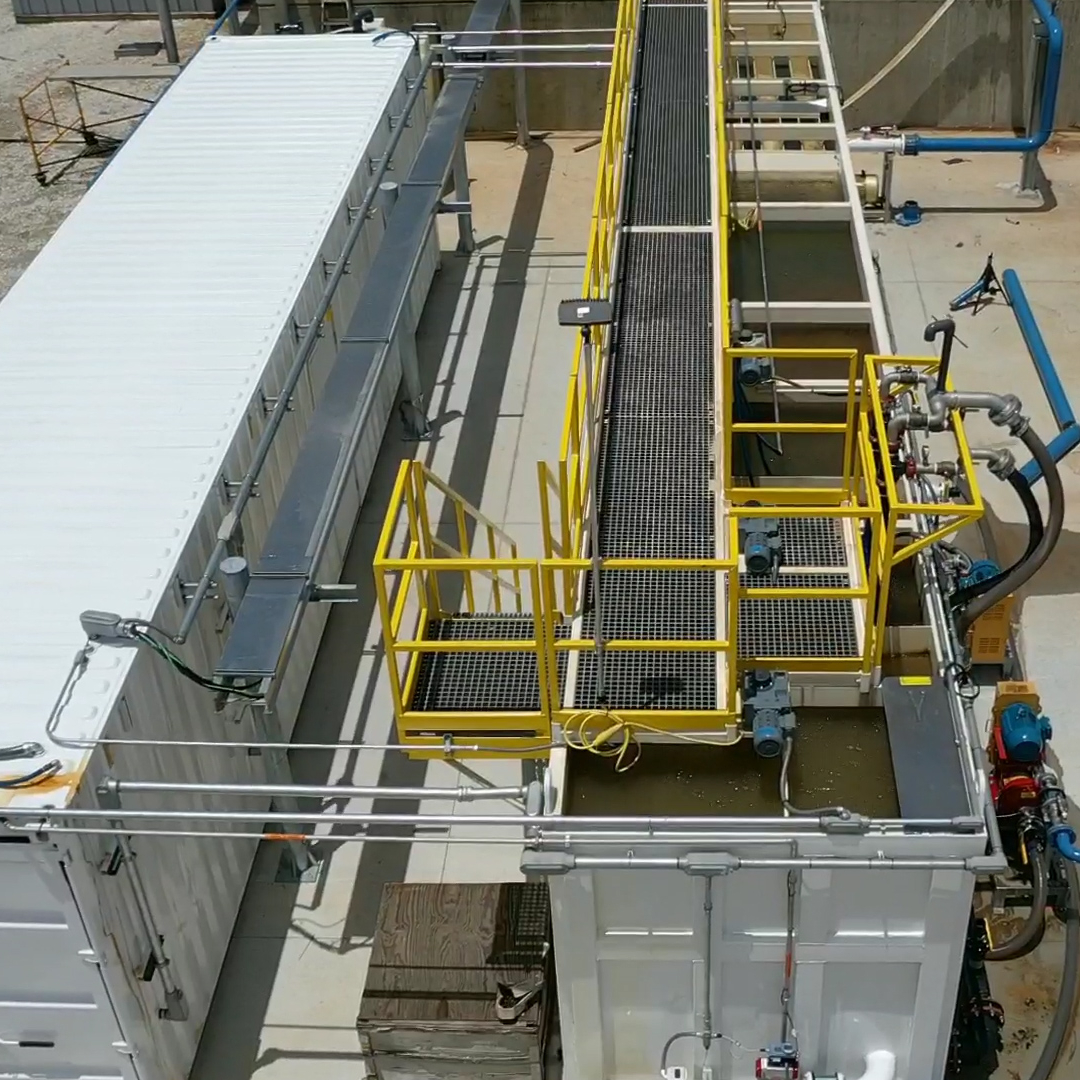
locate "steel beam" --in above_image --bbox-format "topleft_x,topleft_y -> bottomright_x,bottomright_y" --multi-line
216,0 -> 508,683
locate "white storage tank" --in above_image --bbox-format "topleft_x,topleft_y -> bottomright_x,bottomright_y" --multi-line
0,31 -> 438,1080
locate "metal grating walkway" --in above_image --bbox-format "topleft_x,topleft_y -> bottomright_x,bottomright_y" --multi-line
627,6 -> 711,227
411,0 -> 861,716
575,7 -> 715,710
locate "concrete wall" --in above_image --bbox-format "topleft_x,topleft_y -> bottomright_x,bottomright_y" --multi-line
371,0 -> 616,132
12,0 -> 1080,133
822,0 -> 1080,131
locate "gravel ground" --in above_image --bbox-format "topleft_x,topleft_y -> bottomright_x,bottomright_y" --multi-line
0,3 -> 207,296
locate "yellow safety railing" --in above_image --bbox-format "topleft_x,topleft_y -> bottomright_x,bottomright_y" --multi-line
539,0 -> 640,611
864,354 -> 985,671
373,461 -> 553,755
712,0 -> 732,351
538,550 -> 742,729
724,347 -> 886,678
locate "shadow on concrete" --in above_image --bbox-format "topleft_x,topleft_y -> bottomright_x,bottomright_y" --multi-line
189,138 -> 555,1080
340,137 -> 554,944
976,489 -> 1080,603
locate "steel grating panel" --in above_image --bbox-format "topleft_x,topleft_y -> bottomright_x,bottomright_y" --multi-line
627,6 -> 711,226
413,615 -> 569,712
573,650 -> 717,710
607,232 -> 713,417
735,573 -> 860,658
778,517 -> 847,567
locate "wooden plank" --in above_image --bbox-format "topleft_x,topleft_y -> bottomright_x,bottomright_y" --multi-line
360,883 -> 550,1026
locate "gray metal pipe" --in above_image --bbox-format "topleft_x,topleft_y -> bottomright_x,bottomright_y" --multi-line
3,803 -> 984,834
449,26 -> 618,34
171,47 -> 436,645
572,855 -> 973,871
878,369 -> 932,400
437,41 -> 614,50
100,778 -> 528,802
155,0 -> 179,63
436,61 -> 612,68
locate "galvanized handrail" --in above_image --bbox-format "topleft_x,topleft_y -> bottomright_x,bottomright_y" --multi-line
172,44 -> 434,644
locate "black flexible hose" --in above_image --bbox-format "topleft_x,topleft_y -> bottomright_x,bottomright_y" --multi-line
957,426 -> 1064,636
986,849 -> 1049,962
1027,860 -> 1080,1080
953,468 -> 1044,608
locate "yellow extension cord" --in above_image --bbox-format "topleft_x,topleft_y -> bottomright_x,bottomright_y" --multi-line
562,710 -> 743,773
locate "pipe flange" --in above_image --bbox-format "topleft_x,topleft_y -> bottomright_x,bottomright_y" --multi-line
988,395 -> 1029,436
987,448 -> 1017,479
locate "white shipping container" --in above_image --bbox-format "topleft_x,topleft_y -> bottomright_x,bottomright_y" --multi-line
0,32 -> 438,1080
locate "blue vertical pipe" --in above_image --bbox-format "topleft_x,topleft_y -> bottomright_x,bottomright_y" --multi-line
903,0 -> 1062,155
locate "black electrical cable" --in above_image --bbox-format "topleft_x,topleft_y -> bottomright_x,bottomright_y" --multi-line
0,759 -> 63,789
131,625 -> 263,698
953,468 -> 1044,608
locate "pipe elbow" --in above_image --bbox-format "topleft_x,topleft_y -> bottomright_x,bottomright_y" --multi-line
1051,825 -> 1080,864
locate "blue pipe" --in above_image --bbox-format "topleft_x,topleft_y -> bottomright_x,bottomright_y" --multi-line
1050,824 -> 1080,864
1004,269 -> 1076,429
208,0 -> 243,35
904,0 -> 1062,155
1021,425 -> 1080,485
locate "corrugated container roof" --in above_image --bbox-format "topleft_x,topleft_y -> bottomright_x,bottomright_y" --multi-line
0,33 -> 413,806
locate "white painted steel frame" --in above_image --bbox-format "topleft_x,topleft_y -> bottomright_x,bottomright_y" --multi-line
0,35 -> 437,1080
547,5 -> 983,1080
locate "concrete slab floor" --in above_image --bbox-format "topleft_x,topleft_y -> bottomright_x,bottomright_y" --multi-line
188,134 -> 598,1080
871,139 -> 1080,1080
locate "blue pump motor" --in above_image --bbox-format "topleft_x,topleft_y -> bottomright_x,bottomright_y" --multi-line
739,504 -> 783,577
742,669 -> 795,758
999,702 -> 1052,764
737,355 -> 774,387
959,558 -> 1000,592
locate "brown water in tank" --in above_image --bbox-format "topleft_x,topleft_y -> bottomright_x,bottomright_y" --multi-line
565,708 -> 898,818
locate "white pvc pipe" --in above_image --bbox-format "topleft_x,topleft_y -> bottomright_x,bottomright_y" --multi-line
848,134 -> 907,154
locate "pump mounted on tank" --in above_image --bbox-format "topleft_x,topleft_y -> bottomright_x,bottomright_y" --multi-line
742,669 -> 795,758
739,503 -> 783,579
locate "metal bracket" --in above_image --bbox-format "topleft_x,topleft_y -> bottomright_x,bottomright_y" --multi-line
220,475 -> 260,503
260,389 -> 294,416
309,583 -> 360,603
438,199 -> 473,215
176,575 -> 218,605
292,317 -> 323,342
100,845 -> 124,876
322,256 -> 350,278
